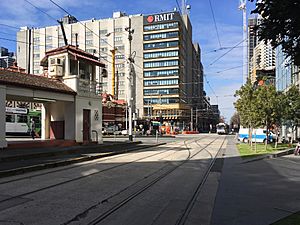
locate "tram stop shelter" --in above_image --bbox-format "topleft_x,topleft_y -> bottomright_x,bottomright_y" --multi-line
0,45 -> 105,148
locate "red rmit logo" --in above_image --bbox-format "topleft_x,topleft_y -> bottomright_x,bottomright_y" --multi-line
147,15 -> 154,23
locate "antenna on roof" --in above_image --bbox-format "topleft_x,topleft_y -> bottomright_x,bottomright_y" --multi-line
57,20 -> 68,46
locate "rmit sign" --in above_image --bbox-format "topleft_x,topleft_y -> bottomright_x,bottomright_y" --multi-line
144,12 -> 179,24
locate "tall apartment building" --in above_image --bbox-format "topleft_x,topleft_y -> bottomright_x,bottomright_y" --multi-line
0,47 -> 15,68
250,40 -> 276,83
248,17 -> 259,76
17,11 -> 204,127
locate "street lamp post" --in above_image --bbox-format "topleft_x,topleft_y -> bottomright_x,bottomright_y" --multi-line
125,19 -> 134,142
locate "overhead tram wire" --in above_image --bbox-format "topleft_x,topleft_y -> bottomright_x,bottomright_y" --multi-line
48,0 -> 130,63
22,0 -> 114,65
209,38 -> 245,66
24,0 -> 58,21
208,0 -> 222,48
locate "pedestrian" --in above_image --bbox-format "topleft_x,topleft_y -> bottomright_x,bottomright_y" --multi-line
30,118 -> 35,139
294,139 -> 300,156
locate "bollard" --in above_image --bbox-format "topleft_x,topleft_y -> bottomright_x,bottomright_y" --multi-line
156,130 -> 158,144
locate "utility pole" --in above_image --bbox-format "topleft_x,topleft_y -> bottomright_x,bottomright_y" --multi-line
190,108 -> 193,131
125,19 -> 135,142
110,48 -> 116,97
239,0 -> 247,84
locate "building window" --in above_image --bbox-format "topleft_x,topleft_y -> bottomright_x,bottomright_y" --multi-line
144,50 -> 179,59
86,31 -> 93,37
86,49 -> 96,54
116,45 -> 125,51
46,36 -> 52,42
118,90 -> 125,95
116,63 -> 125,68
144,97 -> 179,104
118,81 -> 125,86
144,22 -> 179,31
144,60 -> 179,68
46,44 -> 53,50
118,72 -> 125,77
144,88 -> 179,95
114,27 -> 123,33
100,38 -> 107,44
33,70 -> 40,74
114,36 -> 122,42
86,40 -> 93,46
115,54 -> 125,59
144,31 -> 179,41
33,37 -> 40,42
100,47 -> 108,52
33,45 -> 40,51
100,29 -> 108,35
33,54 -> 40,58
34,61 -> 40,67
144,79 -> 178,86
144,69 -> 179,77
144,41 -> 178,50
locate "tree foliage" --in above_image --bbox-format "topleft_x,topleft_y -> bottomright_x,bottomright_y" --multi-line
282,85 -> 300,127
235,80 -> 284,129
250,0 -> 300,64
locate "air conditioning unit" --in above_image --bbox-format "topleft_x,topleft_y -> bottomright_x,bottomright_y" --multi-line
49,58 -> 64,77
49,65 -> 63,77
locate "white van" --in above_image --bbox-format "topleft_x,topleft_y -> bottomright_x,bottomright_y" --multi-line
238,128 -> 274,143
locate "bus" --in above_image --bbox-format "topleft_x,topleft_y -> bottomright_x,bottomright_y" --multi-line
216,123 -> 229,135
6,107 -> 41,135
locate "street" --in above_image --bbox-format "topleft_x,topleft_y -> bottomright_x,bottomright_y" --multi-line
0,134 -> 225,225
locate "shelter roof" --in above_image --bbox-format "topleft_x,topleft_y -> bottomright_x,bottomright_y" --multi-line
0,69 -> 76,95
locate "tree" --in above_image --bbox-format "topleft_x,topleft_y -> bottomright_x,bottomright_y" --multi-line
235,79 -> 284,148
250,0 -> 300,64
253,85 -> 284,148
282,85 -> 300,142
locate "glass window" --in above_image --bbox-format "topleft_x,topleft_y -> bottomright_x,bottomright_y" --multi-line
144,79 -> 178,86
144,41 -> 178,50
144,69 -> 179,77
144,22 -> 179,31
143,98 -> 179,104
114,36 -> 122,42
100,29 -> 108,35
144,88 -> 179,95
144,31 -> 179,41
86,40 -> 93,46
114,28 -> 123,33
86,31 -> 93,37
115,54 -> 125,59
17,115 -> 28,123
144,51 -> 178,59
6,114 -> 15,123
144,60 -> 179,68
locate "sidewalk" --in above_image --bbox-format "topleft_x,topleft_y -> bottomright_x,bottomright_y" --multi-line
0,140 -> 164,178
210,138 -> 300,225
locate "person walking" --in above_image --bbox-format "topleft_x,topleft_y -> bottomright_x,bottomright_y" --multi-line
30,118 -> 36,139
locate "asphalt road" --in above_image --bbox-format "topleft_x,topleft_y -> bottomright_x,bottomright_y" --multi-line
0,134 -> 225,225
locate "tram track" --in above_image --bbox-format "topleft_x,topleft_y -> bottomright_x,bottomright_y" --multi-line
0,139 -> 197,206
175,136 -> 227,225
62,137 -> 222,225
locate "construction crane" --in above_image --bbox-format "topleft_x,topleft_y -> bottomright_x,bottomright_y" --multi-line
239,0 -> 247,84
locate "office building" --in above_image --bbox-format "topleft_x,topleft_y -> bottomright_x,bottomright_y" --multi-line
17,11 -> 205,128
250,40 -> 276,83
0,47 -> 15,68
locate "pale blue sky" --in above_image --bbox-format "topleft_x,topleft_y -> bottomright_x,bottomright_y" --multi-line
0,0 -> 257,122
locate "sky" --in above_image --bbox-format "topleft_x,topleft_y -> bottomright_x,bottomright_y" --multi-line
0,0 -> 257,122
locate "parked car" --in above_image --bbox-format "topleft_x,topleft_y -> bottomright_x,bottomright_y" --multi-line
102,127 -> 122,135
121,129 -> 143,136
